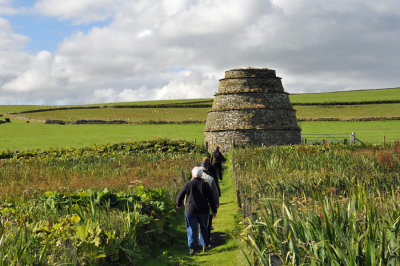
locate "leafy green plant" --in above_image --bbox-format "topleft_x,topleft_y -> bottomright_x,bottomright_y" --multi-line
0,187 -> 179,265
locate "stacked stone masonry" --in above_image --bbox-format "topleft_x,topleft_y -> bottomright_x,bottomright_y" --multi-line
204,68 -> 301,153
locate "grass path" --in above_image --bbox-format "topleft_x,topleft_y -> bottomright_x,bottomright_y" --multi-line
145,165 -> 247,265
191,168 -> 246,265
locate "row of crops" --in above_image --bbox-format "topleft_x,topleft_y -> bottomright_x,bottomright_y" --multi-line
0,139 -> 206,264
233,143 -> 400,265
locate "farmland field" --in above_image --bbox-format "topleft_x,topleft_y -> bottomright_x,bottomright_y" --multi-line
1,119 -> 399,151
0,119 -> 206,151
295,103 -> 400,119
18,107 -> 209,122
290,87 -> 400,103
6,103 -> 400,122
298,120 -> 400,144
97,98 -> 212,107
0,105 -> 57,114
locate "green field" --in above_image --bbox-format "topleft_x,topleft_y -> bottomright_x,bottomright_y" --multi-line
18,107 -> 209,122
96,98 -> 212,107
298,120 -> 400,144
0,119 -> 205,150
1,119 -> 399,150
1,88 -> 400,150
8,103 -> 400,122
290,87 -> 400,103
0,105 -> 58,114
295,103 -> 400,119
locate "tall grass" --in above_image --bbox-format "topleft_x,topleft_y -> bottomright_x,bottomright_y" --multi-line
233,143 -> 400,264
0,140 -> 205,201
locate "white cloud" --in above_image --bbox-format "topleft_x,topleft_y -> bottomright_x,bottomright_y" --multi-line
3,50 -> 55,92
0,15 -> 31,99
34,0 -> 123,24
0,0 -> 400,104
0,6 -> 17,16
0,16 -> 10,28
91,86 -> 151,104
155,70 -> 219,100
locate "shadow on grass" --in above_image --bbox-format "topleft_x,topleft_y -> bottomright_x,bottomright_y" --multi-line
218,201 -> 234,206
143,208 -> 211,265
144,227 -> 230,264
210,231 -> 227,247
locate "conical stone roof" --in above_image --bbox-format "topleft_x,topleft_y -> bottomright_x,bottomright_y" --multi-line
204,68 -> 301,152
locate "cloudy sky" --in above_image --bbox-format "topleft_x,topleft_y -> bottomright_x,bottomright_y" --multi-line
0,0 -> 399,105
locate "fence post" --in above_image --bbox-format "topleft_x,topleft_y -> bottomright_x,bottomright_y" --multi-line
242,196 -> 247,218
351,132 -> 355,144
232,157 -> 242,208
244,197 -> 252,218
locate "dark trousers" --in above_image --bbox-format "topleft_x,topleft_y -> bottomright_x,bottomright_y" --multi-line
213,176 -> 221,196
207,214 -> 213,242
214,163 -> 223,180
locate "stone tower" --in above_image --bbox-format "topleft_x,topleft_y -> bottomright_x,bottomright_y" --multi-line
204,68 -> 301,152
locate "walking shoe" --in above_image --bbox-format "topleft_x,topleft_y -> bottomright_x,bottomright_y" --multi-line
189,250 -> 196,256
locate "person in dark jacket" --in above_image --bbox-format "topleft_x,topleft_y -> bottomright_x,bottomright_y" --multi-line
210,146 -> 226,181
176,167 -> 217,256
201,157 -> 220,196
200,157 -> 220,243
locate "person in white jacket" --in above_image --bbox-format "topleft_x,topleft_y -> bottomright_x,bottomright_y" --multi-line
201,157 -> 220,247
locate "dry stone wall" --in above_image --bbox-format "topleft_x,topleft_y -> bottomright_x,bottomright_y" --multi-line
204,68 -> 301,152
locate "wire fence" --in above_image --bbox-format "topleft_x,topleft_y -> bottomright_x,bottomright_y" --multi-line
301,132 -> 364,145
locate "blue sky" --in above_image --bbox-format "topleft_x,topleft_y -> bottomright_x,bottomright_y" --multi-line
0,0 -> 399,105
5,0 -> 111,53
